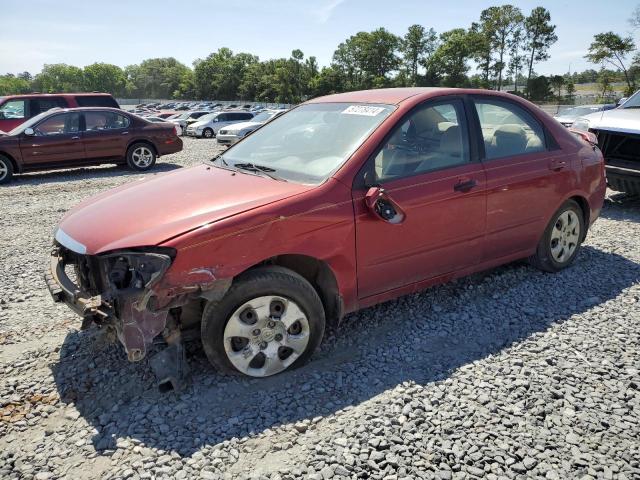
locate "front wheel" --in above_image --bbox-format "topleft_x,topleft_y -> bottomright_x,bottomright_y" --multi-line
529,199 -> 584,272
0,155 -> 14,184
201,267 -> 325,377
202,128 -> 214,139
126,143 -> 156,171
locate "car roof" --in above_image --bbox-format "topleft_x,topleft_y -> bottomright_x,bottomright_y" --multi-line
306,87 -> 519,106
1,92 -> 114,99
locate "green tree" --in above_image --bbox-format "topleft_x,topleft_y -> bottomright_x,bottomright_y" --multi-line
565,80 -> 576,103
585,32 -> 636,95
431,29 -> 473,87
524,7 -> 557,98
479,5 -> 524,90
194,49 -> 258,100
527,75 -> 552,101
83,63 -> 126,96
0,74 -> 32,95
469,22 -> 493,88
549,74 -> 565,100
126,57 -> 192,99
400,25 -> 437,86
508,26 -> 525,92
598,70 -> 614,99
32,64 -> 83,92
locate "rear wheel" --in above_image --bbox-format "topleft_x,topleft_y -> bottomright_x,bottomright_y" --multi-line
201,266 -> 325,377
529,199 -> 584,272
0,155 -> 14,184
126,143 -> 156,171
202,128 -> 214,139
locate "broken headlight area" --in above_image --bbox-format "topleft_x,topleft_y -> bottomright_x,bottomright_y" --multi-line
48,245 -> 176,362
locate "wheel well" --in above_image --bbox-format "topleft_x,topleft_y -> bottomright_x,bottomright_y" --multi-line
249,254 -> 343,325
0,152 -> 19,172
569,195 -> 590,239
127,140 -> 158,156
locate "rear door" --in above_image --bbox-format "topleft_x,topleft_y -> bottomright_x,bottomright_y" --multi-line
19,112 -> 84,166
354,97 -> 487,298
29,97 -> 68,116
82,110 -> 132,159
470,96 -> 568,261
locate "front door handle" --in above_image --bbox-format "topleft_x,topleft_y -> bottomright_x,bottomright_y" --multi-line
453,179 -> 477,192
71,136 -> 80,140
121,131 -> 129,135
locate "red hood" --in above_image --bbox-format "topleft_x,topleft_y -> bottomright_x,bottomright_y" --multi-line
56,164 -> 313,254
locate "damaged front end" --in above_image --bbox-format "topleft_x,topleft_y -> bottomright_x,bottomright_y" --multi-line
45,236 -> 229,390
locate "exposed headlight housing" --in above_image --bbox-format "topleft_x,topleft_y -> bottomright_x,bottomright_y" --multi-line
101,248 -> 176,292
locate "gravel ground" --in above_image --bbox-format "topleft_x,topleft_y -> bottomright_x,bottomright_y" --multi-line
0,138 -> 639,479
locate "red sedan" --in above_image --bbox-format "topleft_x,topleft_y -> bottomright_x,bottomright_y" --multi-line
46,88 -> 606,388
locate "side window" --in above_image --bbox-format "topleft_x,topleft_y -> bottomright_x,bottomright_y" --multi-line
74,95 -> 119,108
0,99 -> 26,119
85,111 -> 130,131
34,113 -> 80,136
30,97 -> 68,116
242,113 -> 254,120
373,100 -> 470,182
474,99 -> 546,159
217,113 -> 229,122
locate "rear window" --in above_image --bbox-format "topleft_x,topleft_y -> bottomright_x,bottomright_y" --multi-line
74,95 -> 120,108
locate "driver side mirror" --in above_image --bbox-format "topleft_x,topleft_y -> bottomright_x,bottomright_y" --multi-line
24,127 -> 35,136
365,186 -> 405,224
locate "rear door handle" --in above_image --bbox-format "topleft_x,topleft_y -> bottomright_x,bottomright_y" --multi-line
71,136 -> 80,140
549,158 -> 568,171
453,179 -> 477,192
121,131 -> 129,135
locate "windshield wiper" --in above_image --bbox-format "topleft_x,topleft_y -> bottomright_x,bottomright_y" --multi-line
234,162 -> 286,181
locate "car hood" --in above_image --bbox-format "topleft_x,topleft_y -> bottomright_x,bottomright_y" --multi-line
579,108 -> 640,134
221,121 -> 263,133
56,164 -> 313,255
189,120 -> 209,128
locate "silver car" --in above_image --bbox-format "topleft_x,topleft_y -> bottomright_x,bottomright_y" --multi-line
216,110 -> 287,146
185,111 -> 255,139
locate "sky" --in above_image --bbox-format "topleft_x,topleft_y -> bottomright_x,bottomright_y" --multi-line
1,0 -> 638,77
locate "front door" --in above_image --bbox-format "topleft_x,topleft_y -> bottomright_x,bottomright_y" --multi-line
19,112 -> 85,166
354,98 -> 487,299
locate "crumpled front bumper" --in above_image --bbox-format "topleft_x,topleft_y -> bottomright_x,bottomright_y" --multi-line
44,247 -> 111,326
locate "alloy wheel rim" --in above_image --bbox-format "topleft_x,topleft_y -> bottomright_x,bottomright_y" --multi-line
0,161 -> 7,181
223,295 -> 310,377
204,129 -> 213,138
550,210 -> 580,263
132,147 -> 153,168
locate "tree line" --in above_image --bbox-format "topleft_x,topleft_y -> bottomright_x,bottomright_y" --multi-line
2,4 -> 639,103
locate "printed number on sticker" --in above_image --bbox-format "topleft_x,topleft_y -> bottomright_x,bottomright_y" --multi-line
342,105 -> 385,116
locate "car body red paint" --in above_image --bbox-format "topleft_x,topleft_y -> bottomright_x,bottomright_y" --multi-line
48,88 -> 606,376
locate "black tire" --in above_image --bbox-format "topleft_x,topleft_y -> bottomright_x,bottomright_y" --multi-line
126,143 -> 156,171
0,155 -> 14,184
201,266 -> 325,377
202,128 -> 214,139
529,199 -> 585,273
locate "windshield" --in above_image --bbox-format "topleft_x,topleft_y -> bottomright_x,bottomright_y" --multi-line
252,111 -> 275,123
621,90 -> 640,108
219,102 -> 395,184
197,113 -> 217,122
558,106 -> 600,117
7,110 -> 53,135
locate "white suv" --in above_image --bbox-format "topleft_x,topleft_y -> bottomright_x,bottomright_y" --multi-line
185,111 -> 254,138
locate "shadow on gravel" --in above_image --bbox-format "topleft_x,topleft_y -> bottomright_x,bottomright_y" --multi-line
8,162 -> 182,186
51,245 -> 640,457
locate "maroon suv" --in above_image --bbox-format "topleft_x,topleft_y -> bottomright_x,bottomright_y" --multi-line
0,93 -> 120,132
0,107 -> 182,183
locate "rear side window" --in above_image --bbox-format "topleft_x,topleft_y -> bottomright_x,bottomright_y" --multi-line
30,97 -> 68,116
0,99 -> 27,119
85,111 -> 130,131
240,113 -> 253,120
474,99 -> 546,160
74,95 -> 119,108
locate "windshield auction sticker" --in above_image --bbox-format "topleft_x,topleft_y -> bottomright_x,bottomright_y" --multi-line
341,105 -> 386,116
